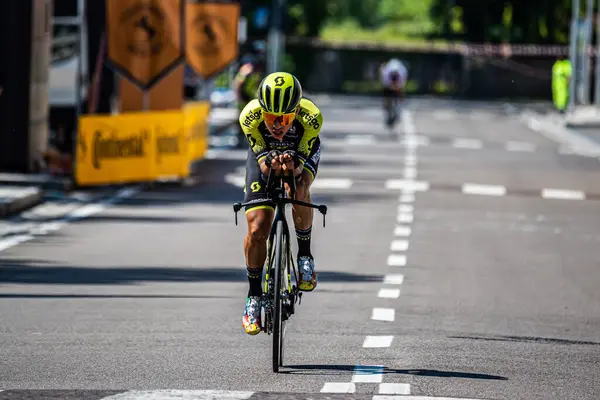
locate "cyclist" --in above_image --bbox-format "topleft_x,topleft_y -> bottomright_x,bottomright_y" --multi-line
379,58 -> 408,126
238,71 -> 323,335
233,53 -> 266,148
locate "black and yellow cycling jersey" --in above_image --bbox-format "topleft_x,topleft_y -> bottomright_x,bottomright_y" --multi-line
238,97 -> 323,177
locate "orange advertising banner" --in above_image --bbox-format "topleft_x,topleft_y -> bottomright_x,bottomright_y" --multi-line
106,0 -> 184,89
185,1 -> 240,79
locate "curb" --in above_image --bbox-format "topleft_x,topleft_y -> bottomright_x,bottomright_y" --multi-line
0,187 -> 44,218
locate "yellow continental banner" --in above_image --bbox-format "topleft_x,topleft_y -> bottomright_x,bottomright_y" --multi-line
106,0 -> 184,89
184,101 -> 211,162
185,1 -> 240,79
76,110 -> 193,186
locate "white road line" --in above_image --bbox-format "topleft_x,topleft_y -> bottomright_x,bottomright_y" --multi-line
404,167 -> 417,179
385,179 -> 429,191
373,396 -> 485,400
402,109 -> 416,135
523,111 -> 600,157
311,178 -> 353,189
363,336 -> 394,348
394,225 -> 412,237
100,390 -> 255,399
379,383 -> 411,395
404,158 -> 418,167
452,138 -> 483,149
402,136 -> 430,147
505,141 -> 536,152
397,213 -> 414,224
320,383 -> 356,394
372,308 -> 395,322
383,274 -> 404,285
352,365 -> 385,383
398,204 -> 414,213
378,288 -> 401,298
541,188 -> 586,200
346,135 -> 376,145
400,193 -> 415,203
390,240 -> 409,252
0,186 -> 141,254
0,234 -> 34,252
462,183 -> 507,196
387,254 -> 407,266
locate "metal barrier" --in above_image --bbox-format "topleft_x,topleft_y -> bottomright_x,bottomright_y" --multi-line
283,38 -> 573,100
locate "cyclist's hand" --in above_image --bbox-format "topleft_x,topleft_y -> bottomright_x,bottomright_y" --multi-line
281,153 -> 295,172
265,150 -> 283,170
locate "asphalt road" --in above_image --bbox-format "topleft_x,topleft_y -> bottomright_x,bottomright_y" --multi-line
1,95 -> 599,400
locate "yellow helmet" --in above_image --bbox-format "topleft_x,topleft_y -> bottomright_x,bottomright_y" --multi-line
257,72 -> 302,115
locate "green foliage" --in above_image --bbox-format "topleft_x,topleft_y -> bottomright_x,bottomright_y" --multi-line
270,0 -> 573,45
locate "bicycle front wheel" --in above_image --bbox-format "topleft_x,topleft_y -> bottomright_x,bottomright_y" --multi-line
272,219 -> 286,372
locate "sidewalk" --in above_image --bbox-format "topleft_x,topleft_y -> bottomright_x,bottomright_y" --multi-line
0,186 -> 43,217
0,109 -> 239,219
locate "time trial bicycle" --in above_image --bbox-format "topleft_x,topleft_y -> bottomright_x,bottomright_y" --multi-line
233,160 -> 328,373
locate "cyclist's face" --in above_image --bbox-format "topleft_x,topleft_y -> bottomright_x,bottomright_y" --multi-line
263,111 -> 296,140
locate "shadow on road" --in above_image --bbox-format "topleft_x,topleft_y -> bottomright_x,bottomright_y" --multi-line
0,293 -> 232,299
0,260 -> 383,285
449,334 -> 600,347
82,215 -> 226,224
281,364 -> 508,380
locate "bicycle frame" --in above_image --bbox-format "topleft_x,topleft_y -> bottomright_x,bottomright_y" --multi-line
233,168 -> 327,372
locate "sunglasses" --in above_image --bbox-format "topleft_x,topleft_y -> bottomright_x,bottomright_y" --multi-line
263,112 -> 296,126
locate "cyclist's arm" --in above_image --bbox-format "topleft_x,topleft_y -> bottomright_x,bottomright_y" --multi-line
239,100 -> 268,169
296,111 -> 324,178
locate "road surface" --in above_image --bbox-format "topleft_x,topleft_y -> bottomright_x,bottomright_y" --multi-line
1,95 -> 599,400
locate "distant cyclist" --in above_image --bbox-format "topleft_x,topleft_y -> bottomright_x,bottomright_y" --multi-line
379,58 -> 408,127
238,72 -> 323,335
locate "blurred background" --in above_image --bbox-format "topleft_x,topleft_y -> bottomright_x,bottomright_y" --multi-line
0,0 -> 596,177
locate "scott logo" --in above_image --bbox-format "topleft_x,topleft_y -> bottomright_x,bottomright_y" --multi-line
92,130 -> 148,170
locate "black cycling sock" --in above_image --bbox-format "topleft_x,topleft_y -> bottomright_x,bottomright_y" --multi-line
296,226 -> 312,258
247,266 -> 263,297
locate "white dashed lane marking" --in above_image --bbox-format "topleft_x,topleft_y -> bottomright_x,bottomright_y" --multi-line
390,240 -> 409,252
461,183 -> 507,196
452,138 -> 483,149
378,288 -> 401,298
378,383 -> 411,395
387,254 -> 407,266
397,204 -> 414,213
383,274 -> 404,285
352,365 -> 385,383
371,308 -> 395,322
541,188 -> 586,200
394,225 -> 412,237
399,193 -> 415,202
320,383 -> 356,394
363,336 -> 394,348
397,213 -> 414,224
385,179 -> 430,191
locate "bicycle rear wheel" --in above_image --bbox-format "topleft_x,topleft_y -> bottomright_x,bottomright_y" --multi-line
272,219 -> 286,372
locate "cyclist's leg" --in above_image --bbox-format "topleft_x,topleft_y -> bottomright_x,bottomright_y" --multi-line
292,139 -> 320,291
383,88 -> 394,126
242,148 -> 274,335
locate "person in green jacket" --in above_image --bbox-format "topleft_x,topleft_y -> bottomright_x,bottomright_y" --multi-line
552,57 -> 572,112
233,53 -> 266,148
